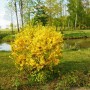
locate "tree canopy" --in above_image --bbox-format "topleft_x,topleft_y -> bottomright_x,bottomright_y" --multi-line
8,0 -> 90,31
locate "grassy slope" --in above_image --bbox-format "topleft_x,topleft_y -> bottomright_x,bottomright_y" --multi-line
0,48 -> 90,90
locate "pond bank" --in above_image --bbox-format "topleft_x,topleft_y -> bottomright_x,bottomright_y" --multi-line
64,38 -> 90,51
64,36 -> 89,40
63,31 -> 90,40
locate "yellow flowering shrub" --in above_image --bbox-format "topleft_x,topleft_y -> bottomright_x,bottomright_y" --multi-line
12,25 -> 63,83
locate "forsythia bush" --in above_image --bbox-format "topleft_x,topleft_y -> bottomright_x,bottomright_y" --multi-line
12,25 -> 63,83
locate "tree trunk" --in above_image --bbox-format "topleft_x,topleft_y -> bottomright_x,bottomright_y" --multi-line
28,2 -> 31,27
49,0 -> 52,26
68,19 -> 70,29
75,1 -> 78,30
14,1 -> 20,32
75,13 -> 77,29
11,11 -> 13,34
19,0 -> 24,28
29,12 -> 31,27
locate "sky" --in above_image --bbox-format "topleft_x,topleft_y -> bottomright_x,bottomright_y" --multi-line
0,0 -> 10,29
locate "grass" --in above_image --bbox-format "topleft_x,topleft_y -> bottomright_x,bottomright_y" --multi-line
63,30 -> 90,34
63,30 -> 90,39
61,48 -> 90,74
0,48 -> 90,90
0,51 -> 17,90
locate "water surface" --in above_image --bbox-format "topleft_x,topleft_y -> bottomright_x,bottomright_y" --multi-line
64,38 -> 90,50
0,43 -> 11,51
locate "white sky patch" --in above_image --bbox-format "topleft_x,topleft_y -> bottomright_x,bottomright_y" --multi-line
0,10 -> 10,28
0,0 -> 11,29
0,19 -> 10,29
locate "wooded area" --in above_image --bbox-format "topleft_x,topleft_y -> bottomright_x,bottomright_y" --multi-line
8,0 -> 90,32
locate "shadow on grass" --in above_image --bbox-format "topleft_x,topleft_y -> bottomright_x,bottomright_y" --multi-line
12,60 -> 90,90
59,60 -> 90,75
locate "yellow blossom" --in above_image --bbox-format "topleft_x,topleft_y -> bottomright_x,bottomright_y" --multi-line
11,25 -> 63,73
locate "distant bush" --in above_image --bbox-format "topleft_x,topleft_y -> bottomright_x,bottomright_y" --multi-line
12,25 -> 63,85
0,33 -> 9,39
2,35 -> 15,42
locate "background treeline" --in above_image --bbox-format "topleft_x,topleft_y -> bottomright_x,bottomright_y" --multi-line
8,0 -> 90,32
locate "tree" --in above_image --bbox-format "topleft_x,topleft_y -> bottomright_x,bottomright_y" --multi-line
33,6 -> 49,26
8,0 -> 20,32
10,23 -> 13,33
19,0 -> 24,28
44,0 -> 63,26
82,0 -> 90,29
14,0 -> 20,32
68,0 -> 78,29
8,0 -> 14,33
67,0 -> 88,29
22,0 -> 35,26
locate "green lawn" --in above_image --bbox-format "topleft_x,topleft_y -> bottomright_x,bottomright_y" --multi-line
63,30 -> 90,34
0,51 -> 17,90
61,48 -> 90,74
0,48 -> 90,90
63,30 -> 90,39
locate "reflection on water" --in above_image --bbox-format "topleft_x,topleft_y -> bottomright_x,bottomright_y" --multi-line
0,43 -> 11,51
64,38 -> 90,50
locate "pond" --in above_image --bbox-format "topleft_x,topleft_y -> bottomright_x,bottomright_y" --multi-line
64,38 -> 90,50
0,43 -> 11,51
0,38 -> 90,51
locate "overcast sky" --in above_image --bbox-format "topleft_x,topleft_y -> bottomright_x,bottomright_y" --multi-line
0,0 -> 11,28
